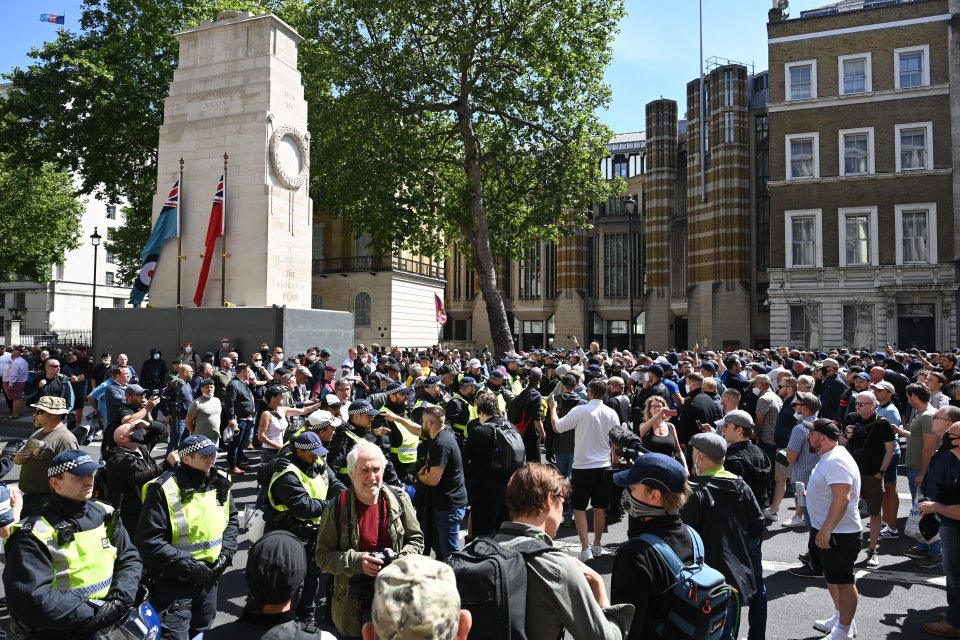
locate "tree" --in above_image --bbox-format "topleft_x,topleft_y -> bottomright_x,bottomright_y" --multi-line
0,154 -> 84,282
309,0 -> 624,356
0,0 -> 306,284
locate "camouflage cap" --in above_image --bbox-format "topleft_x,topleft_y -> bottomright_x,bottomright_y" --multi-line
372,555 -> 461,640
30,395 -> 69,415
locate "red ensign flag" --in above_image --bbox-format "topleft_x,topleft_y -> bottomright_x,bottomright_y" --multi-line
435,293 -> 447,325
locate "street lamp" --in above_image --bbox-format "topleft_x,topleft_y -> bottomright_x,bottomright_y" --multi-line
90,228 -> 102,351
623,195 -> 639,353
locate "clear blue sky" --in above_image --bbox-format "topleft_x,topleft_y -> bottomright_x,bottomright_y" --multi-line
3,0 -> 830,134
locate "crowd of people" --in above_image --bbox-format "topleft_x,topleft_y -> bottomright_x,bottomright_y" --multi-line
0,338 -> 958,640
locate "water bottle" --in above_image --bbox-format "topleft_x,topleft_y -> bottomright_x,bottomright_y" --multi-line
794,481 -> 806,508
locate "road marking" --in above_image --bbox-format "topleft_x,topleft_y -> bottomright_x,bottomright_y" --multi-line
760,559 -> 946,588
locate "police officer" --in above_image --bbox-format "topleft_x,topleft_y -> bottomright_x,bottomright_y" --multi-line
326,401 -> 401,488
445,376 -> 479,445
372,382 -> 419,480
3,450 -> 142,640
264,431 -> 346,631
412,376 -> 447,424
136,434 -> 238,639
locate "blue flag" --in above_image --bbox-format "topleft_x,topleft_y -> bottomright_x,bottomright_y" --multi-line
39,14 -> 66,25
130,179 -> 180,305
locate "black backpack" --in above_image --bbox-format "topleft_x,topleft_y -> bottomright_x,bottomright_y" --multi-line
447,536 -> 552,639
489,423 -> 525,476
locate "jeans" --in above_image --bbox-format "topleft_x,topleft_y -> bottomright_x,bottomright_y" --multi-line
431,506 -> 465,561
747,536 -> 767,640
907,467 -> 943,556
942,524 -> 959,626
555,453 -> 575,518
227,418 -> 254,468
167,419 -> 186,455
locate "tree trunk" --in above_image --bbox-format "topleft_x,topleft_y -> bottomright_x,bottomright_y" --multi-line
457,110 -> 515,359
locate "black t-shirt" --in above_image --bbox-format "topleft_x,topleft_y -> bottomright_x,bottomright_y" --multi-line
844,414 -> 894,474
427,427 -> 468,509
105,405 -> 137,449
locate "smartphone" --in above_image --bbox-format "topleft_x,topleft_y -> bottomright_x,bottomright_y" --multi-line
663,409 -> 678,417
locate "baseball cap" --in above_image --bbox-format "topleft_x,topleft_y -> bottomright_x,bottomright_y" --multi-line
296,366 -> 313,377
178,434 -> 218,457
871,380 -> 895,394
809,418 -> 841,440
715,409 -> 754,431
423,375 -> 442,386
459,376 -> 478,387
700,360 -> 717,373
750,374 -> 771,386
561,374 -> 578,387
48,450 -> 99,478
307,409 -> 342,430
385,382 -> 413,395
124,383 -> 148,395
372,555 -> 461,640
612,453 -> 687,493
821,358 -> 840,370
467,358 -> 481,369
855,372 -> 871,381
199,379 -> 215,387
648,364 -> 664,378
293,431 -> 329,457
348,401 -> 381,416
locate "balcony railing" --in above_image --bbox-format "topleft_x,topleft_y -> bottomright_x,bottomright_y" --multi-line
313,256 -> 445,280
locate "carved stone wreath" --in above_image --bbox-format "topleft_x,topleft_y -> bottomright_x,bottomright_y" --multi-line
269,124 -> 310,190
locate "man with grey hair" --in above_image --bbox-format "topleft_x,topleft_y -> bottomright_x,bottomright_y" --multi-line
364,555 -> 472,640
841,391 -> 894,568
316,441 -> 423,638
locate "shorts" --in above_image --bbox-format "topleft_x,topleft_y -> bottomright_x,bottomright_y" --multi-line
883,452 -> 900,484
813,528 -> 861,584
571,467 -> 611,511
3,382 -> 25,400
860,474 -> 883,515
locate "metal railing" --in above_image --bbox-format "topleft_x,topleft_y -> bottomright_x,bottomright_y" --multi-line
313,256 -> 445,280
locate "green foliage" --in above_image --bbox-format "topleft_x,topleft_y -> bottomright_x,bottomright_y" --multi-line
309,0 -> 625,261
0,154 -> 84,282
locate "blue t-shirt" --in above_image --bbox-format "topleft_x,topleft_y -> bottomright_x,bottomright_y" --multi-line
923,448 -> 960,527
0,484 -> 15,527
663,378 -> 680,406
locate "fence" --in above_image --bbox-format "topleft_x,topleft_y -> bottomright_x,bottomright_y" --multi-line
3,328 -> 94,349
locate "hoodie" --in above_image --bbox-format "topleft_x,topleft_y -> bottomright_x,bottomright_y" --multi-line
140,348 -> 168,390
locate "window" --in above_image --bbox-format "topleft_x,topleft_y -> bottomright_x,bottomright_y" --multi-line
790,305 -> 821,350
0,293 -> 4,308
612,155 -> 629,179
723,69 -> 735,107
354,292 -> 371,327
755,115 -> 770,271
354,233 -> 371,270
785,60 -> 817,100
785,209 -> 822,268
786,133 -> 819,180
603,234 -> 628,298
838,207 -> 878,267
895,45 -> 929,89
312,225 -> 325,261
105,272 -> 115,286
895,204 -> 937,265
518,244 -> 541,299
311,293 -> 322,309
839,53 -> 871,95
896,122 -> 933,172
106,205 -> 117,220
838,128 -> 874,176
544,242 -> 557,300
112,298 -> 124,309
14,292 -> 25,309
105,252 -> 116,265
724,111 -> 735,144
54,264 -> 65,280
842,304 -> 874,349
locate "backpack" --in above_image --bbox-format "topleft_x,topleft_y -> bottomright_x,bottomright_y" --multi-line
447,536 -> 552,640
92,465 -> 113,505
489,422 -> 525,476
639,525 -> 740,640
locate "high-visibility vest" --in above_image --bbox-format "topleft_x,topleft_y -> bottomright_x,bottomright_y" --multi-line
450,393 -> 478,440
509,374 -> 524,396
7,502 -> 117,599
379,408 -> 420,465
338,429 -> 366,475
268,463 -> 329,522
143,473 -> 231,563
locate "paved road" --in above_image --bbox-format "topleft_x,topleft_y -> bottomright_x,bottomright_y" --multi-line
0,416 -> 948,639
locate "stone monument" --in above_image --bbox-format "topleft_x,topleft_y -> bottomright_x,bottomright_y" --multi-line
147,10 -> 312,308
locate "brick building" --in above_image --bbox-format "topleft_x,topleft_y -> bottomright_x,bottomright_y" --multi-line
766,0 -> 958,350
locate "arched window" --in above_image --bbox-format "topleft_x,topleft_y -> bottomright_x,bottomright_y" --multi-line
354,292 -> 371,327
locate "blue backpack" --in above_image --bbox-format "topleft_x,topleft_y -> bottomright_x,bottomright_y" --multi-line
639,525 -> 740,640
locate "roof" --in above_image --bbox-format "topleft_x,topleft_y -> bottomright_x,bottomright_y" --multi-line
800,0 -> 921,18
606,131 -> 646,153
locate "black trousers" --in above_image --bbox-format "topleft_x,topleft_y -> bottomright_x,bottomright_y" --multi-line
151,577 -> 218,640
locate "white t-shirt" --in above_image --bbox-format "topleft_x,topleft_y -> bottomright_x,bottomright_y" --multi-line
555,399 -> 616,469
806,445 -> 863,534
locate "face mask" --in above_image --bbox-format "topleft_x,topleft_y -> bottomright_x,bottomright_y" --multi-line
102,360 -> 110,365
153,353 -> 160,360
643,373 -> 650,383
794,412 -> 804,422
621,489 -> 669,518
202,391 -> 214,399
185,347 -> 192,354
308,355 -> 317,362
129,429 -> 147,443
752,387 -> 761,397
945,432 -> 960,448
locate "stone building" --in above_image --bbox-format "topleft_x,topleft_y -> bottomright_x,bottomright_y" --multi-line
766,0 -> 958,350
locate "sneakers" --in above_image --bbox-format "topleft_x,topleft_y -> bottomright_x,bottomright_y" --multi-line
789,564 -> 824,578
798,551 -> 810,564
822,621 -> 857,639
579,547 -> 593,562
879,525 -> 899,539
591,545 -> 604,558
904,546 -> 932,560
813,611 -> 840,633
763,508 -> 779,522
917,555 -> 944,569
865,550 -> 880,568
781,514 -> 806,528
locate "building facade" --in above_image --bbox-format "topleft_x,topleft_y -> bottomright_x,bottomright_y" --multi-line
443,63 -> 771,353
766,0 -> 958,351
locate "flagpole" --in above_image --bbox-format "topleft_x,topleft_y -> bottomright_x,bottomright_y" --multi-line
177,157 -> 184,308
221,153 -> 228,307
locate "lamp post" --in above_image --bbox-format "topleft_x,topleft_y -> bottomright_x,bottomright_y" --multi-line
623,195 -> 639,353
90,228 -> 102,351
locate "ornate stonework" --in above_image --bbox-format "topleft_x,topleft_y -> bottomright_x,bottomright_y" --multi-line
269,124 -> 310,190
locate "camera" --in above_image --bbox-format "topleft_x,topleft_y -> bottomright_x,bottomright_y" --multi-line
371,547 -> 398,567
